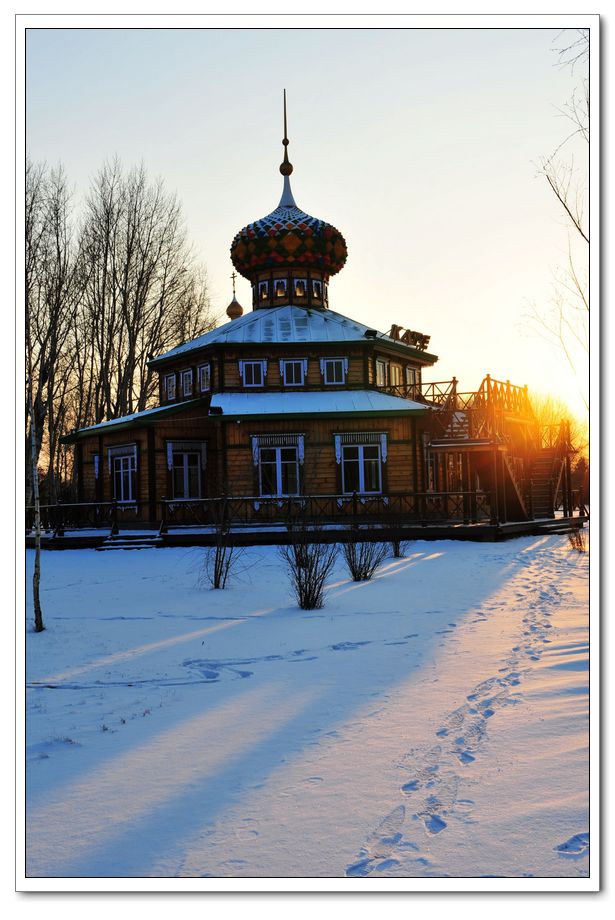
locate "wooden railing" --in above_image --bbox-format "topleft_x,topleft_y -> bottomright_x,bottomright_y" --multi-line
374,374 -> 535,445
26,490 -> 495,535
25,499 -> 142,535
159,491 -> 493,529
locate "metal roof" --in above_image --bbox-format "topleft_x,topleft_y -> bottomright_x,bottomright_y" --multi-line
151,305 -> 437,364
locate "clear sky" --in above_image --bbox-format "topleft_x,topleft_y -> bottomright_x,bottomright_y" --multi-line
25,26 -> 590,417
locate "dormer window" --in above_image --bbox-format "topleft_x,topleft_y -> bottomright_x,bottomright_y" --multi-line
274,279 -> 287,299
294,278 -> 307,299
164,374 -> 176,400
181,369 -> 193,397
259,281 -> 269,301
312,279 -> 323,300
320,357 -> 348,385
239,359 -> 267,387
198,364 -> 211,393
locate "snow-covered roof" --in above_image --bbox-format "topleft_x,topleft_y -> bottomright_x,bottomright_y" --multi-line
70,402 -> 180,434
211,390 -> 426,417
66,389 -> 428,439
150,306 -> 436,364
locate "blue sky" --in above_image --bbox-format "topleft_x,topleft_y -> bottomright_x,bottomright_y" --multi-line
26,26 -> 590,415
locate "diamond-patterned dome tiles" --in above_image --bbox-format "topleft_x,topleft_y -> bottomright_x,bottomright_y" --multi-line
231,202 -> 348,281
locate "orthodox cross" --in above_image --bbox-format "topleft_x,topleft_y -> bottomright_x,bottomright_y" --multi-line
230,271 -> 237,297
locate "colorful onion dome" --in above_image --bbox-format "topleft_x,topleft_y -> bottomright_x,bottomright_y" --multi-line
230,91 -> 348,282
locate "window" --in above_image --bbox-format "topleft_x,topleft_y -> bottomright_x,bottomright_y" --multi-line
198,364 -> 211,392
239,360 -> 267,387
426,454 -> 437,492
281,359 -> 306,386
172,451 -> 201,499
165,374 -> 176,400
321,357 -> 348,385
376,359 -> 388,387
342,444 -> 382,494
294,278 -> 307,299
274,279 -> 287,299
446,452 -> 464,491
259,281 -> 269,301
181,369 -> 193,397
312,279 -> 323,300
390,364 -> 402,387
259,446 -> 299,496
109,445 -> 137,503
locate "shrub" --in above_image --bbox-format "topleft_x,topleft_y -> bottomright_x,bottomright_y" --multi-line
342,534 -> 388,581
279,525 -> 338,610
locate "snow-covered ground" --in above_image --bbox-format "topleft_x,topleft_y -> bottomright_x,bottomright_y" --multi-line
24,533 -> 590,883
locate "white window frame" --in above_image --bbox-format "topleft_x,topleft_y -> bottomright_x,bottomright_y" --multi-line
293,278 -> 308,299
164,373 -> 176,400
172,450 -> 202,499
273,278 -> 287,300
280,358 -> 307,387
341,443 -> 383,495
108,444 -> 138,503
198,363 -> 211,393
239,359 -> 267,388
258,445 -> 300,498
321,357 -> 348,385
376,359 -> 388,387
181,369 -> 193,397
390,364 -> 402,387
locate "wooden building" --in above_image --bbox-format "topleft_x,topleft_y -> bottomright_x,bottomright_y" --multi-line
60,106 -> 574,538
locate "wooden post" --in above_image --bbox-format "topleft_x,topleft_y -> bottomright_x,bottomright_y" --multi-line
111,499 -> 119,536
490,448 -> 500,525
411,418 -> 419,494
147,428 -> 157,523
54,499 -> 65,537
76,442 -> 84,503
463,453 -> 470,524
500,453 -> 507,524
159,496 -> 168,535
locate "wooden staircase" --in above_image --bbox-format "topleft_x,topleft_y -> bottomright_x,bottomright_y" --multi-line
443,410 -> 470,440
529,448 -> 564,519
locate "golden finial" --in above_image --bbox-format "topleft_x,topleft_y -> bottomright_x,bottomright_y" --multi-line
280,89 -> 293,177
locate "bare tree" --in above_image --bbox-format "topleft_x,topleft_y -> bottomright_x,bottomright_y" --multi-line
531,29 -> 589,412
77,160 -> 215,425
26,161 -> 81,504
25,157 -> 216,502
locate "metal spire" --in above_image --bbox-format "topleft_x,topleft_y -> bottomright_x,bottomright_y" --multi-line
280,88 -> 293,177
278,89 -> 298,208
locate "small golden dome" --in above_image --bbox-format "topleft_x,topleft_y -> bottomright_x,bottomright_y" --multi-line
226,295 -> 244,321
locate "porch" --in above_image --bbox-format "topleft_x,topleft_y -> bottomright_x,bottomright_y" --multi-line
26,489 -> 587,549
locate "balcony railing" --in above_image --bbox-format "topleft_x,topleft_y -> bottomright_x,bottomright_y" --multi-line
26,490 -> 495,536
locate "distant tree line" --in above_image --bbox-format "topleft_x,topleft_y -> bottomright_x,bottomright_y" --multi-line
26,158 -> 216,504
